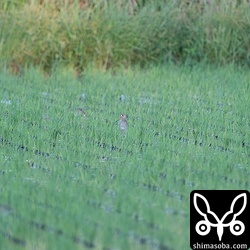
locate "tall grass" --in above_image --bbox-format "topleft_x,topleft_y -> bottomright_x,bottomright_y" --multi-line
0,0 -> 250,73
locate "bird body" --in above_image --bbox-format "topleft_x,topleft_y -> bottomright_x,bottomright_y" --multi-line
119,114 -> 128,133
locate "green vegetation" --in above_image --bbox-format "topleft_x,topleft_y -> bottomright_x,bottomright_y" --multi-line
1,0 -> 250,73
0,0 -> 249,249
0,65 -> 249,249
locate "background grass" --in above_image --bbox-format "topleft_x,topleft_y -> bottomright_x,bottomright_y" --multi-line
0,0 -> 250,73
0,1 -> 249,249
0,64 -> 249,249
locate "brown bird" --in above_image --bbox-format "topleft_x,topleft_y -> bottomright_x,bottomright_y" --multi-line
119,114 -> 128,133
74,108 -> 87,117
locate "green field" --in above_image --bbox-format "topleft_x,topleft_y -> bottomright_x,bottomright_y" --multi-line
0,65 -> 249,250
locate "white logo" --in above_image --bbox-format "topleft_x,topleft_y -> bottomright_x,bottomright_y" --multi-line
193,193 -> 247,241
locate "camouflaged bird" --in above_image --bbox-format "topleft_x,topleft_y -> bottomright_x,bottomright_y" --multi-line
119,114 -> 128,133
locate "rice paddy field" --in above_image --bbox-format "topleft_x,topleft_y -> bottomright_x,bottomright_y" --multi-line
0,64 -> 249,250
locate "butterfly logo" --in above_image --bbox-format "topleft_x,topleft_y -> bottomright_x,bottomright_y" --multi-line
193,193 -> 247,241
